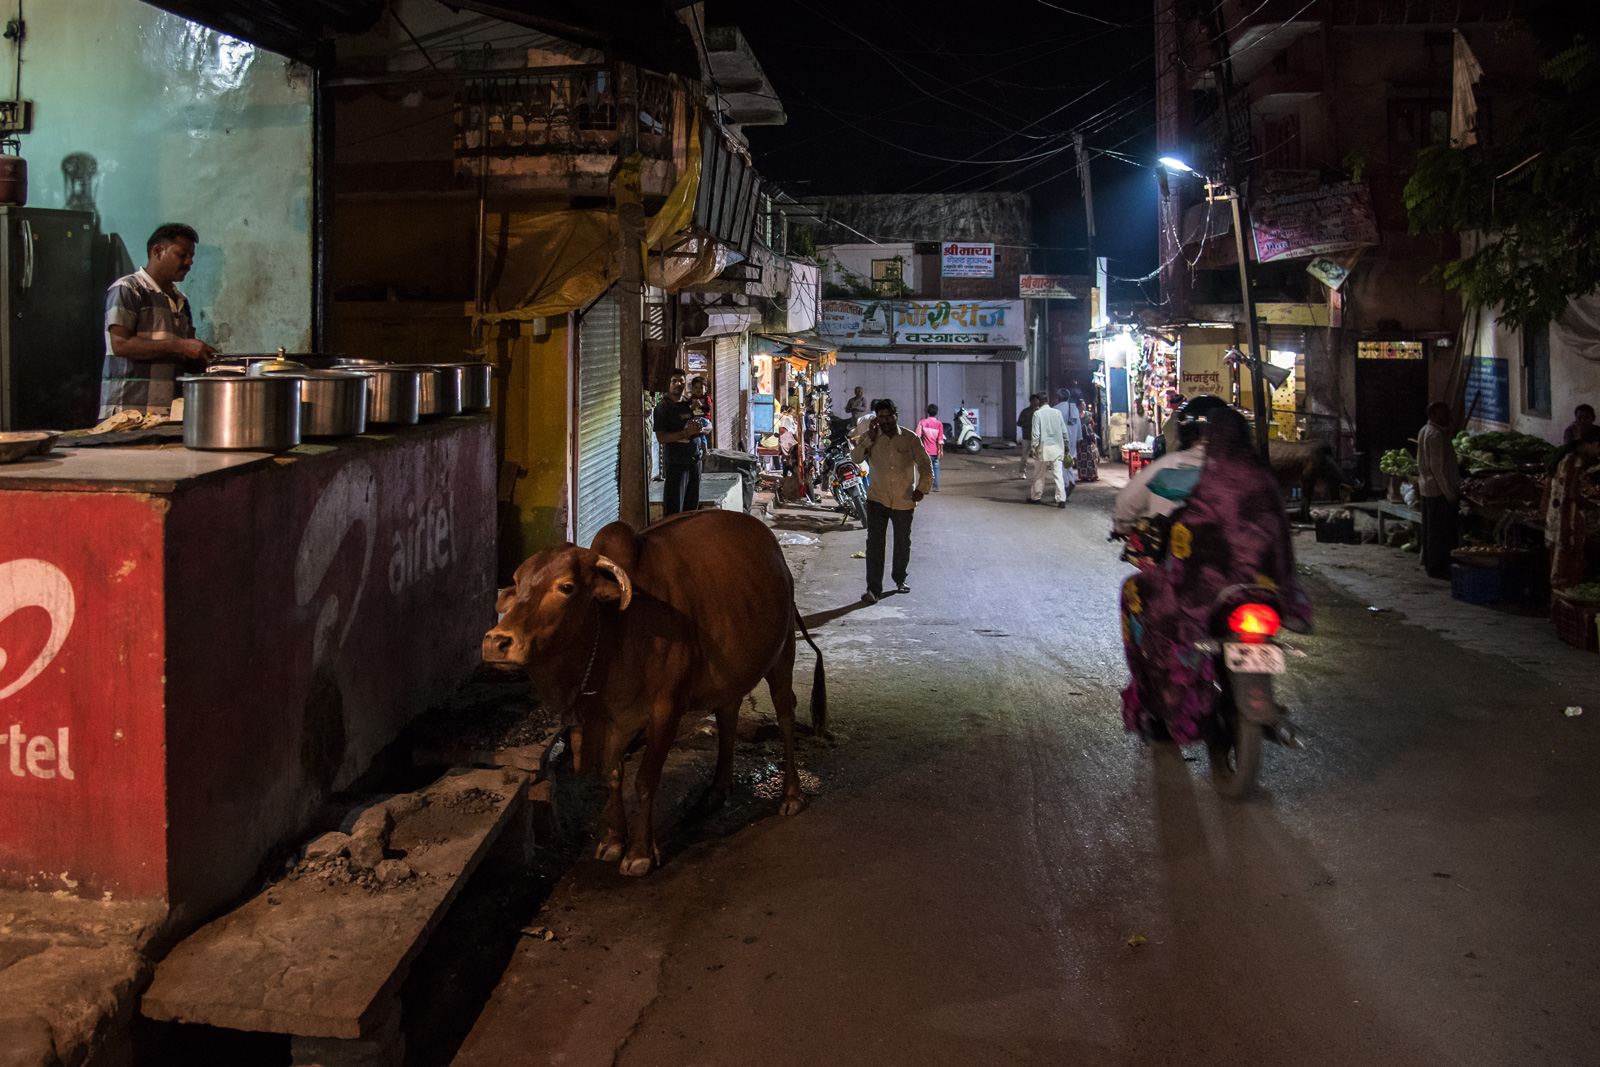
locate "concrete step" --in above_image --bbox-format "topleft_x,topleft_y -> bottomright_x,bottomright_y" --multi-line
141,767 -> 528,1066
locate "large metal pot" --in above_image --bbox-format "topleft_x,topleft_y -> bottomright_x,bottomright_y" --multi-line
266,369 -> 370,437
418,364 -> 463,418
436,362 -> 492,411
366,366 -> 426,426
179,373 -> 301,451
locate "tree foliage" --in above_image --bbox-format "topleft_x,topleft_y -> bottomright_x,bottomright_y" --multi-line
1404,36 -> 1600,329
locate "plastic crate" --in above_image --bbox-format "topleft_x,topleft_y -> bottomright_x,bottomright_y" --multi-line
1551,594 -> 1600,652
1450,563 -> 1502,606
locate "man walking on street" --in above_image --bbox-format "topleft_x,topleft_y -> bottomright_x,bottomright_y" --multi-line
853,398 -> 934,601
1030,396 -> 1071,507
653,368 -> 709,517
845,385 -> 868,420
1016,394 -> 1044,478
916,404 -> 946,492
1053,387 -> 1082,490
1417,401 -> 1461,579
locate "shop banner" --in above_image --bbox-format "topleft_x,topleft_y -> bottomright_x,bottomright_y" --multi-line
1250,182 -> 1379,263
1465,355 -> 1510,429
818,298 -> 892,347
941,241 -> 994,278
894,300 -> 1023,347
1019,274 -> 1085,300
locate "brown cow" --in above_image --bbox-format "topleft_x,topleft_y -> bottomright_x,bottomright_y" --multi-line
482,510 -> 826,876
1269,439 -> 1356,520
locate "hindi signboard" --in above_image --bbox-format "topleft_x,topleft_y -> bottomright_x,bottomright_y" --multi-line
1250,182 -> 1379,263
1019,274 -> 1085,300
1466,356 -> 1510,429
818,298 -> 892,347
894,300 -> 1024,347
941,241 -> 994,278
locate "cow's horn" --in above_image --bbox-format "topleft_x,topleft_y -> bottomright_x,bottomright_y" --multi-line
593,555 -> 632,610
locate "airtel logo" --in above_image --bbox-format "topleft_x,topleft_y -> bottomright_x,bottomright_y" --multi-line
0,560 -> 76,702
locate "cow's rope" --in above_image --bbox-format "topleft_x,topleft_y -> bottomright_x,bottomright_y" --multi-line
578,619 -> 601,696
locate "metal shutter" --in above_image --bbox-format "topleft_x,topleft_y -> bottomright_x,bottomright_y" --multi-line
575,291 -> 622,549
714,335 -> 740,449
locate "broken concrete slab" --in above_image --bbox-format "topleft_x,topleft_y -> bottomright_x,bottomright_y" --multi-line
141,768 -> 528,1041
0,892 -> 166,1067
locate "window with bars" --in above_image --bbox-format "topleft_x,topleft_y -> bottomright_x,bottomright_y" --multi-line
1522,322 -> 1551,418
871,258 -> 903,296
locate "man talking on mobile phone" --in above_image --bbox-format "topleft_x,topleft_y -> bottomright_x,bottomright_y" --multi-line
851,398 -> 934,602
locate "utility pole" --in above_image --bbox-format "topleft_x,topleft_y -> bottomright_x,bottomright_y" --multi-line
1073,131 -> 1097,404
1222,182 -> 1271,455
615,61 -> 648,529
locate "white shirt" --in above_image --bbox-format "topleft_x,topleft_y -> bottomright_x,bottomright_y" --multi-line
1031,404 -> 1068,458
852,424 -> 934,510
1112,443 -> 1207,533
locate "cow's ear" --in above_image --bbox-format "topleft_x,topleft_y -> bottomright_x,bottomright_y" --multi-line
591,555 -> 633,610
495,586 -> 516,615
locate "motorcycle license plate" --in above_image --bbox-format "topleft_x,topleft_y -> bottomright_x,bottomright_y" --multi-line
840,474 -> 859,486
1224,643 -> 1285,675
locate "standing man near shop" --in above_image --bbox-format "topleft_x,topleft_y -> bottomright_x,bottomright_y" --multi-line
853,398 -> 934,602
1054,386 -> 1083,491
1417,401 -> 1462,579
654,368 -> 709,518
100,222 -> 217,419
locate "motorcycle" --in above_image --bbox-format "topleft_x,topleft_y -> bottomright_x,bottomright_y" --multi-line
1195,584 -> 1306,797
948,404 -> 982,454
822,416 -> 869,527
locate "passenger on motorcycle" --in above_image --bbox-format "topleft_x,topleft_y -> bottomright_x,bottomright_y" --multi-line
1117,405 -> 1312,743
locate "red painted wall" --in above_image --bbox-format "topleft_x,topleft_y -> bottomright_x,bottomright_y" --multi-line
0,492 -> 170,900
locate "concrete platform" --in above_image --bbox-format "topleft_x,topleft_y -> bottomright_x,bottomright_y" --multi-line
141,767 -> 528,1045
0,892 -> 165,1067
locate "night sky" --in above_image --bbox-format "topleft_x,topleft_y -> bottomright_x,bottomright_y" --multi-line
712,0 -> 1160,279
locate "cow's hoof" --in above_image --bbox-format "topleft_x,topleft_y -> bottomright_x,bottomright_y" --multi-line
619,855 -> 655,877
595,839 -> 625,862
779,795 -> 804,816
691,787 -> 728,817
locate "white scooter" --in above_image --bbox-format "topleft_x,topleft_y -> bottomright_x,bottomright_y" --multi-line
949,404 -> 982,454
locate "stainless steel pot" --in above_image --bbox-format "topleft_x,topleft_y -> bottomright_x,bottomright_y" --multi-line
418,364 -> 463,418
436,362 -> 492,411
179,373 -> 301,451
366,366 -> 426,426
266,369 -> 370,437
332,358 -> 390,370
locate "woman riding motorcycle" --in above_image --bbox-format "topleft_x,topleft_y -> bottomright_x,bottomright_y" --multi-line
1117,404 -> 1312,743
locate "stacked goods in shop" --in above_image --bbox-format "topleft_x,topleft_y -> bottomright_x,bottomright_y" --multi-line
1451,430 -> 1556,474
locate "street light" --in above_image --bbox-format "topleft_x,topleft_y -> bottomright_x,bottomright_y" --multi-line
1156,155 -> 1272,455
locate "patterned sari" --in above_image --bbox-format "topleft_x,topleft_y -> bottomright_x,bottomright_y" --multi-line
1119,410 -> 1312,743
1546,451 -> 1592,594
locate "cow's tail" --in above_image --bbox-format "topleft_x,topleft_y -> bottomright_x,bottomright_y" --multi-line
794,605 -> 829,738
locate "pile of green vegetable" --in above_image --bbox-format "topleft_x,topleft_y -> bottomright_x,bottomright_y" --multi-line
1452,430 -> 1556,472
1560,582 -> 1600,602
1379,448 -> 1419,477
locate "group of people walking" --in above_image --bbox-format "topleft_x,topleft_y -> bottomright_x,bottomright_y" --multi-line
1016,387 -> 1097,507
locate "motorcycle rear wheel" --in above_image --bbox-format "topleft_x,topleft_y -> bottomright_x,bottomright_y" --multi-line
1207,707 -> 1262,799
850,490 -> 869,527
962,437 -> 981,454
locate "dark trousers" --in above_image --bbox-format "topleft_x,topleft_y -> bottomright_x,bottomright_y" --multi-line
865,499 -> 914,593
661,463 -> 700,517
1420,493 -> 1458,578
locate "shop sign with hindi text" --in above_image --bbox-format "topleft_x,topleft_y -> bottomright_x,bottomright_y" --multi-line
1019,274 -> 1085,300
818,298 -> 893,347
894,300 -> 1024,347
940,241 -> 994,278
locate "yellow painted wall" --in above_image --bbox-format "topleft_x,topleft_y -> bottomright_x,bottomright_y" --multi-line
495,321 -> 571,565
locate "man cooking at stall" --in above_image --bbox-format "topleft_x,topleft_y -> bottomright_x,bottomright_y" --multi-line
98,222 -> 217,420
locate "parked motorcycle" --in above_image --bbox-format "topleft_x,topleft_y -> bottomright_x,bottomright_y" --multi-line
1195,584 -> 1306,797
949,404 -> 982,454
822,416 -> 869,527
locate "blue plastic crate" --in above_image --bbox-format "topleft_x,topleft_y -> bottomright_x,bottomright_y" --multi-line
1451,563 -> 1502,606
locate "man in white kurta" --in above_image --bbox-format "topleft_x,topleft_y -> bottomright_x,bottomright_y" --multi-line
1029,401 -> 1071,506
1054,388 -> 1082,487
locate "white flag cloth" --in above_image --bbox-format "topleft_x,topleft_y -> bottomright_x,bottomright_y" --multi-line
1452,29 -> 1484,146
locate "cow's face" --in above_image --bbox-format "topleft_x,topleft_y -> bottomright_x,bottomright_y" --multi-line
482,545 -> 632,668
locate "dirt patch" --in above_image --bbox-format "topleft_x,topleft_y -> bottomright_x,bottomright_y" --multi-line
439,787 -> 505,816
407,674 -> 560,754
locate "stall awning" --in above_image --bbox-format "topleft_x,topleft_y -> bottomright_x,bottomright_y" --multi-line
147,0 -> 698,73
756,333 -> 837,365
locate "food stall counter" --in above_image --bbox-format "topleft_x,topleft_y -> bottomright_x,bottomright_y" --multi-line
0,416 -> 496,928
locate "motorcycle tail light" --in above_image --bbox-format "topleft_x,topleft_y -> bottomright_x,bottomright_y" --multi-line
1227,603 -> 1280,644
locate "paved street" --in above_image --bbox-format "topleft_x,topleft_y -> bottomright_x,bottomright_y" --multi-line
453,452 -> 1600,1067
